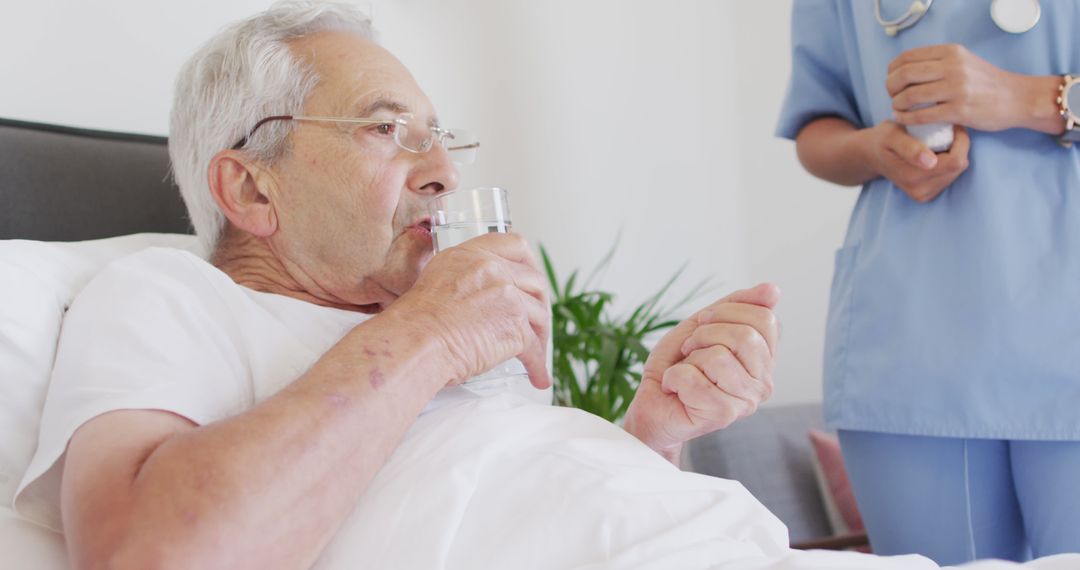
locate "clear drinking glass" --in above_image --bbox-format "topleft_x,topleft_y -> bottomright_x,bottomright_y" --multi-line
428,187 -> 530,392
429,186 -> 513,252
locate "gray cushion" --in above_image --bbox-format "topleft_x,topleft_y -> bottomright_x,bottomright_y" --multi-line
684,403 -> 832,544
0,118 -> 191,241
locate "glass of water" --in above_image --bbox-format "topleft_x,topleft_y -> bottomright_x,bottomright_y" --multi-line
428,186 -> 512,252
428,187 -> 530,392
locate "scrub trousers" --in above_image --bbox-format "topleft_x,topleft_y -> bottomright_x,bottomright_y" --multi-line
838,430 -> 1080,566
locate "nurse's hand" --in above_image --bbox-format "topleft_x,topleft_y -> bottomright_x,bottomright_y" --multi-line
622,284 -> 780,465
887,44 -> 1064,134
865,120 -> 970,203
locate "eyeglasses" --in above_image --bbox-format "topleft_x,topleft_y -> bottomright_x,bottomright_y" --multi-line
231,112 -> 479,164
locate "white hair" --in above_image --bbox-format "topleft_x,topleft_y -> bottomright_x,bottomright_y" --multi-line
169,1 -> 375,256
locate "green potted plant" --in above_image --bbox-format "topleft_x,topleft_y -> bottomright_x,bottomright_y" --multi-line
540,242 -> 711,423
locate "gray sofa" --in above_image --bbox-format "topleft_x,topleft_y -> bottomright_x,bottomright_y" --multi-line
685,402 -> 861,548
1,117 -> 855,551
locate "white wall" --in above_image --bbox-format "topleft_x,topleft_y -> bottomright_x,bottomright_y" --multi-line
0,0 -> 854,406
730,3 -> 858,404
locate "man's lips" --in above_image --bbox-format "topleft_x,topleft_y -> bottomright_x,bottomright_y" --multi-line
405,217 -> 433,237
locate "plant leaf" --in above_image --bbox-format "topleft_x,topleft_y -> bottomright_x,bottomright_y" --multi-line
564,269 -> 579,298
539,244 -> 561,302
547,237 -> 713,423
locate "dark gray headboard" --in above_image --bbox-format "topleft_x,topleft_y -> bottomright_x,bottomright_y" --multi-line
0,118 -> 192,241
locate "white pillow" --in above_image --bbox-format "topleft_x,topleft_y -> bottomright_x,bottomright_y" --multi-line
0,234 -> 200,508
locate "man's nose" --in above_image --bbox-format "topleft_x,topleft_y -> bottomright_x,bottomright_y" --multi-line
413,141 -> 459,195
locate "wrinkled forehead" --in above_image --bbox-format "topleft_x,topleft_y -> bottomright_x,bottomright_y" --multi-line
290,31 -> 439,123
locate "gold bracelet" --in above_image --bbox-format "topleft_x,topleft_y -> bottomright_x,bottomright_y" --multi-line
1056,74 -> 1078,148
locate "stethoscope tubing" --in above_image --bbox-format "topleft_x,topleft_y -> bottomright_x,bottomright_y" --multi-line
873,0 -> 1039,36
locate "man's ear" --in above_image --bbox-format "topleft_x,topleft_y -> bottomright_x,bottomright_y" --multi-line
207,150 -> 279,238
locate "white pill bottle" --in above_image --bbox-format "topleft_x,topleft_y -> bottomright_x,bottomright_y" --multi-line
905,103 -> 953,152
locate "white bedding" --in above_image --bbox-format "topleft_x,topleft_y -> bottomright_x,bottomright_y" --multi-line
4,390 -> 1079,568
313,390 -> 1080,570
0,505 -> 68,569
2,235 -> 1077,568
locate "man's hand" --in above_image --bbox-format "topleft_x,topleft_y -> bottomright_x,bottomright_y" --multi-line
389,232 -> 552,389
863,120 -> 970,203
622,283 -> 780,464
888,44 -> 1063,134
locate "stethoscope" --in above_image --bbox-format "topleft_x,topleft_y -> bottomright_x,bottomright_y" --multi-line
874,0 -> 1041,36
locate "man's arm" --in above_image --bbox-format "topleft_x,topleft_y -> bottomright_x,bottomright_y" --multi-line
63,312 -> 445,570
62,233 -> 551,570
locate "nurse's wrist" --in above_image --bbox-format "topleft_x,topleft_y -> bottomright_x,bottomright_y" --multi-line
1018,75 -> 1067,135
855,124 -> 887,180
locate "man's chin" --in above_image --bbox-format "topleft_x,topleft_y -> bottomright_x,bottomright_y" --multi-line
388,250 -> 432,295
412,246 -> 434,275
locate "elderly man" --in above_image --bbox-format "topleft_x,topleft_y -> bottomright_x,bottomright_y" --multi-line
11,2 -> 779,567
13,3 -> 1080,570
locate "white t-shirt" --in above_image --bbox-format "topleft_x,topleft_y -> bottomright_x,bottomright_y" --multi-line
19,247 -> 1065,569
15,247 -> 545,533
14,247 -> 373,530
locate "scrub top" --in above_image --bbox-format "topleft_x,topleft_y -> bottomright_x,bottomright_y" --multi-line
776,0 -> 1080,440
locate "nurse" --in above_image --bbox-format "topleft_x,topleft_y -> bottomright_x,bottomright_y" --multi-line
777,0 -> 1080,565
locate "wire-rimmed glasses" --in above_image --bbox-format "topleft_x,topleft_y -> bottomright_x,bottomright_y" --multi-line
231,113 -> 479,164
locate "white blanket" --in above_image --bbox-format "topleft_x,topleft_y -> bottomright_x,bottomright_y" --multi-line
315,391 -> 1080,569
3,388 -> 1076,568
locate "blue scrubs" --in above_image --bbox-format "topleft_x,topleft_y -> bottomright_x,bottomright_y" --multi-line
777,0 -> 1080,562
778,0 -> 1080,440
839,430 -> 1080,564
